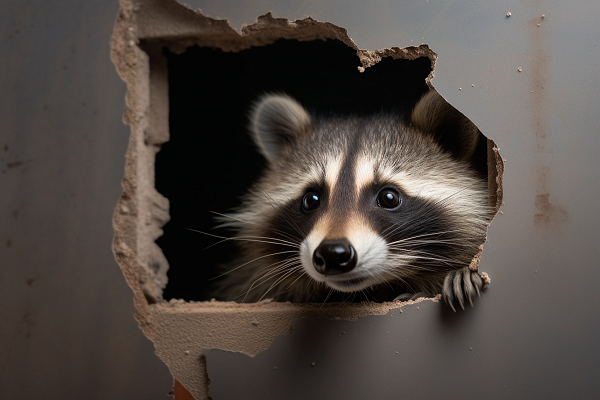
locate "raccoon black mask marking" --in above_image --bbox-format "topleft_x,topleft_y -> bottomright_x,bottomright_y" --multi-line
214,91 -> 491,310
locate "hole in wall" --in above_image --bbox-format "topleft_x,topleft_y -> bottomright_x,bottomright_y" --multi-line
113,8 -> 504,398
149,37 -> 499,304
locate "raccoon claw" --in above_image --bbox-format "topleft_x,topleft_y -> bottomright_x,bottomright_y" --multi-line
443,268 -> 487,311
393,293 -> 414,302
393,292 -> 430,302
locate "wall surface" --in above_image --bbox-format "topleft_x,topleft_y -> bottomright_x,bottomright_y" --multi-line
0,1 -> 173,398
2,0 -> 600,399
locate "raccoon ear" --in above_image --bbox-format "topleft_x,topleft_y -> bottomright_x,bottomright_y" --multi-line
250,94 -> 312,163
410,90 -> 481,162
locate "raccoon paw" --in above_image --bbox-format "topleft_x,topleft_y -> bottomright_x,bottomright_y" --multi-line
442,268 -> 488,312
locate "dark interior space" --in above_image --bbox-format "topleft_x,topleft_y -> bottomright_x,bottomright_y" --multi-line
154,39 -> 439,301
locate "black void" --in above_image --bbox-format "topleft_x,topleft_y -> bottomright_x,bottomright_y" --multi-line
154,39 -> 440,301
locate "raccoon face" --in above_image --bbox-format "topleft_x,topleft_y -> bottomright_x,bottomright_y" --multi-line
220,92 -> 490,308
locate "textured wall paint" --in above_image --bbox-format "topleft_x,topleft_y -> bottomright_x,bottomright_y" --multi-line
0,1 -> 172,398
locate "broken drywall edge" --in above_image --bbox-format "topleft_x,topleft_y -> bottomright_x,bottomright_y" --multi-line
110,1 -> 503,398
152,297 -> 436,400
489,143 -> 505,213
133,0 -> 439,75
153,297 -> 436,354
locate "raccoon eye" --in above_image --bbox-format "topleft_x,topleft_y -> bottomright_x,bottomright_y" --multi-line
302,191 -> 321,211
377,189 -> 401,209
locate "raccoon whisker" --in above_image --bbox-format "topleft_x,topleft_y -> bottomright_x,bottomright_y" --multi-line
407,248 -> 468,260
382,278 -> 397,291
380,217 -> 412,237
383,214 -> 447,240
211,210 -> 303,244
356,285 -> 378,303
380,198 -> 444,237
358,290 -> 368,302
382,191 -> 484,239
400,235 -> 473,244
207,216 -> 304,246
407,264 -> 445,272
350,291 -> 358,303
285,269 -> 308,290
235,267 -> 298,302
210,236 -> 298,251
386,245 -> 459,257
393,252 -> 465,267
267,229 -> 304,246
433,183 -> 483,207
257,265 -> 304,302
187,228 -> 300,250
379,265 -> 436,282
209,250 -> 298,281
389,247 -> 467,264
231,235 -> 301,248
258,258 -> 301,278
278,212 -> 307,241
239,263 -> 302,302
385,230 -> 467,246
402,239 -> 472,246
320,288 -> 334,308
310,280 -> 329,303
388,252 -> 459,269
305,278 -> 321,301
247,258 -> 301,290
365,287 -> 376,302
368,277 -> 395,294
414,258 -> 461,270
243,266 -> 302,303
360,289 -> 376,303
417,259 -> 464,268
381,272 -> 417,294
256,189 -> 307,239
251,256 -> 300,278
209,210 -> 257,227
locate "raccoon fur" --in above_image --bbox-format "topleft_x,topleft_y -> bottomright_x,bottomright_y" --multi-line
213,90 -> 491,310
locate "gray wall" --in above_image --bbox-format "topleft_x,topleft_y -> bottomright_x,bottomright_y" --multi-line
2,0 -> 600,399
191,0 -> 600,399
0,1 -> 172,398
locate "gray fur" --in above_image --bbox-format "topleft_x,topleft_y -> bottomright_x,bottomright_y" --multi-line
250,94 -> 312,163
214,91 -> 491,310
411,90 -> 481,162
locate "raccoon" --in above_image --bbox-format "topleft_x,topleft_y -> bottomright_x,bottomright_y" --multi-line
213,90 -> 491,310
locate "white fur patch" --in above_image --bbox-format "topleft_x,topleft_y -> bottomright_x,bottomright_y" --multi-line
299,214 -> 390,292
325,156 -> 343,194
354,155 -> 375,195
380,168 -> 488,220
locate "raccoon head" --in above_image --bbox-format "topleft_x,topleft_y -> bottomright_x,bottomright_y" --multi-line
226,92 -> 489,305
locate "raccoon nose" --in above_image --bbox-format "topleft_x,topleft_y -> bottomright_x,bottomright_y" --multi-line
312,239 -> 357,275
